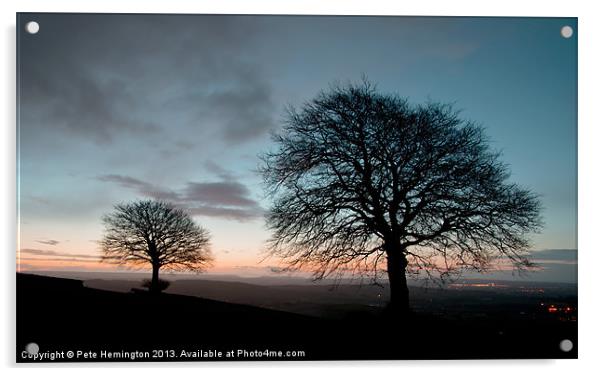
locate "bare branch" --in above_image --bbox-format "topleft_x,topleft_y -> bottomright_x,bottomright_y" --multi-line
260,80 -> 542,308
100,200 -> 213,291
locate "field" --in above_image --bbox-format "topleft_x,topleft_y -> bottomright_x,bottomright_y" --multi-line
17,272 -> 577,362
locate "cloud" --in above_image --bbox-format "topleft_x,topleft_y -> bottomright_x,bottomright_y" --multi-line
231,265 -> 289,274
187,206 -> 262,221
19,257 -> 100,264
20,14 -> 275,146
175,140 -> 195,150
97,173 -> 263,221
198,72 -> 275,143
184,182 -> 258,208
36,239 -> 60,246
17,263 -> 37,270
21,33 -> 161,144
269,266 -> 288,273
204,160 -> 236,180
529,249 -> 577,260
20,248 -> 100,260
529,249 -> 577,265
97,174 -> 180,201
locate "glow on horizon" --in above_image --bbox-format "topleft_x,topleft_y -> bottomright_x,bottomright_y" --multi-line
16,246 -> 577,283
17,15 -> 577,282
16,253 -> 274,275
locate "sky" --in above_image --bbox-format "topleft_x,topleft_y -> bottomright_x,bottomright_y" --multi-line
17,14 -> 577,281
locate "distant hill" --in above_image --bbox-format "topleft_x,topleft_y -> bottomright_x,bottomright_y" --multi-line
82,276 -> 577,319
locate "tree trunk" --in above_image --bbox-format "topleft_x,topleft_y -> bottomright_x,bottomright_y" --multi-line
385,245 -> 410,314
150,263 -> 160,294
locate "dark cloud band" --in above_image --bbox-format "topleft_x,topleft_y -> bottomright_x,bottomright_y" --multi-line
97,173 -> 264,221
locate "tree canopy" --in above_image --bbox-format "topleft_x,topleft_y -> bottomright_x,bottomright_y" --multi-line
101,200 -> 213,292
261,81 -> 542,309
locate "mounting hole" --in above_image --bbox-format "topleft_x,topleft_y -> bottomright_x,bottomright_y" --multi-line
25,21 -> 39,34
25,342 -> 39,355
560,25 -> 573,39
559,339 -> 573,352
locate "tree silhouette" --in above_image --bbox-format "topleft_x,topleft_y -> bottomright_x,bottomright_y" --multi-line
100,200 -> 213,293
260,81 -> 542,313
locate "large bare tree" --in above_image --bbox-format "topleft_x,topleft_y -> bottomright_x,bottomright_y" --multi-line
100,200 -> 213,293
260,81 -> 542,312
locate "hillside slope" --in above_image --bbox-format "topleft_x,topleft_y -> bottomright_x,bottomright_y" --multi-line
17,273 -> 576,362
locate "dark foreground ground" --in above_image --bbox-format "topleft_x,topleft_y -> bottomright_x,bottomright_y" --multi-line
17,273 -> 577,362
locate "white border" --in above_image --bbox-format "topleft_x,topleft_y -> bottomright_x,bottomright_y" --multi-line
2,1 -> 600,375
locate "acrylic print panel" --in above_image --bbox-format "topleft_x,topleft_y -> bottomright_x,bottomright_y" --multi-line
16,13 -> 577,362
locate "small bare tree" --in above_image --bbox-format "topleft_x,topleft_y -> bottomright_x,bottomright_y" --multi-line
100,200 -> 213,293
260,81 -> 542,313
